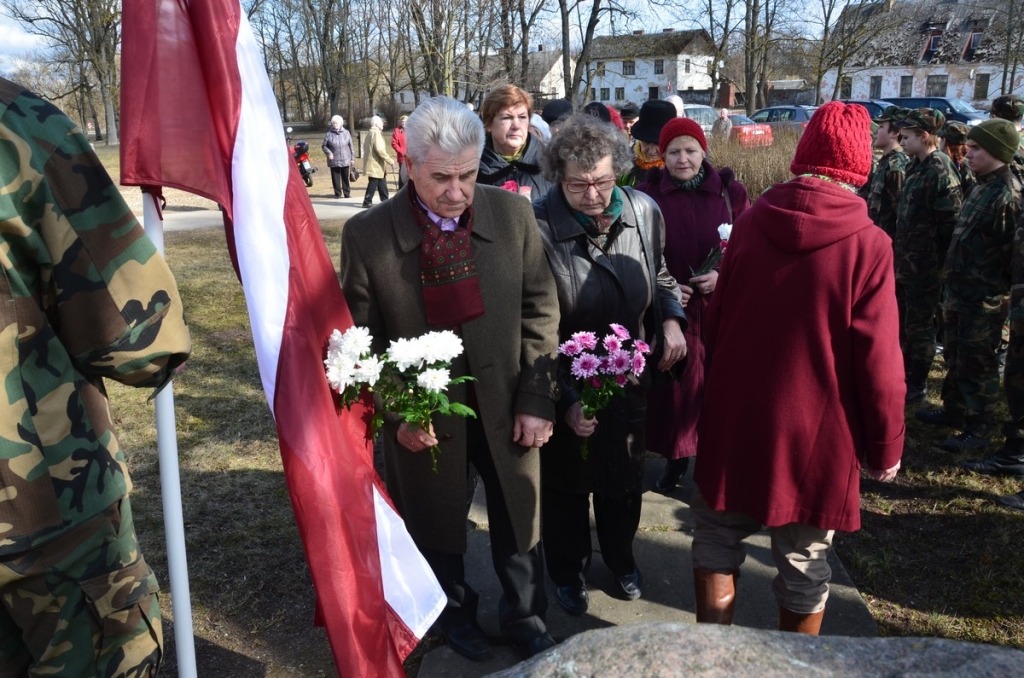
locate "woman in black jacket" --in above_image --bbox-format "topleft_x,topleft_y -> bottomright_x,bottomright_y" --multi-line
478,85 -> 554,199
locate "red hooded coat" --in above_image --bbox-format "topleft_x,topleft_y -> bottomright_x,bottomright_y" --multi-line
694,176 -> 905,532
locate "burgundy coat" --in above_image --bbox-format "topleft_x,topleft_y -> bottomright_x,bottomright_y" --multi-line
637,162 -> 749,459
694,176 -> 905,532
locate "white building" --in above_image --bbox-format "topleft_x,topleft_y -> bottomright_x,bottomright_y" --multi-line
821,0 -> 1024,106
586,29 -> 715,106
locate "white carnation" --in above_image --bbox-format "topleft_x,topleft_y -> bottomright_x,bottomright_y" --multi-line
339,325 -> 373,359
718,223 -> 733,240
387,337 -> 426,372
354,355 -> 384,386
418,330 -> 464,364
325,353 -> 357,393
417,367 -> 451,393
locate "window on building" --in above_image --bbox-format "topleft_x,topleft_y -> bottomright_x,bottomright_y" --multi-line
840,76 -> 852,99
596,62 -> 605,76
973,72 -> 991,101
923,30 -> 942,61
900,75 -> 914,97
685,58 -> 691,74
615,87 -> 625,101
399,92 -> 405,103
623,60 -> 635,76
926,74 -> 948,97
964,30 -> 984,60
869,76 -> 882,99
591,87 -> 598,102
649,86 -> 660,100
654,59 -> 664,75
600,87 -> 610,101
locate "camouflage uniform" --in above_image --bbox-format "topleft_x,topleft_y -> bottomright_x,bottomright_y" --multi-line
1005,213 -> 1024,444
940,121 -> 977,200
940,165 -> 1022,437
990,95 -> 1024,185
864,147 -> 908,239
0,77 -> 190,676
894,110 -> 963,391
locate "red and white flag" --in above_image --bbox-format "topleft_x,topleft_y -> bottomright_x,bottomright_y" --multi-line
119,1 -> 445,675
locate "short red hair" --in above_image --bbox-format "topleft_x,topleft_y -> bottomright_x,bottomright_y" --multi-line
481,85 -> 534,127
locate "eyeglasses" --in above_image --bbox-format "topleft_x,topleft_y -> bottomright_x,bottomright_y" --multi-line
564,178 -> 617,193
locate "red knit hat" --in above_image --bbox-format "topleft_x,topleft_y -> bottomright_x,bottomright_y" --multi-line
659,117 -> 708,156
790,101 -> 872,186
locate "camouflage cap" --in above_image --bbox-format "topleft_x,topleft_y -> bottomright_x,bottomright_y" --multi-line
894,107 -> 945,133
991,95 -> 1024,122
873,105 -> 910,123
939,121 -> 970,145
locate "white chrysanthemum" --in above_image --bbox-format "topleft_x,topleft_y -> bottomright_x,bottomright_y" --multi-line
325,353 -> 357,392
387,337 -> 426,372
718,223 -> 733,240
419,330 -> 464,364
327,328 -> 346,360
417,367 -> 451,393
339,325 -> 373,359
354,355 -> 384,386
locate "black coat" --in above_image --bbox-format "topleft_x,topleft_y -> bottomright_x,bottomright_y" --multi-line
533,186 -> 685,497
478,133 -> 554,198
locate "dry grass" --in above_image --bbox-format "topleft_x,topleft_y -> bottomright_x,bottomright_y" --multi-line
707,133 -> 802,199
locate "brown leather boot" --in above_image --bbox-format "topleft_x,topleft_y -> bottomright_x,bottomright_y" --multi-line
693,568 -> 737,625
778,604 -> 824,634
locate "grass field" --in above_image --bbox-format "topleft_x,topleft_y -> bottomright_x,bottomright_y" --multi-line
93,139 -> 1024,677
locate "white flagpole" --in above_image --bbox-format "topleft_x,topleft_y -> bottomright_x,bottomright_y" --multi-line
142,191 -> 198,678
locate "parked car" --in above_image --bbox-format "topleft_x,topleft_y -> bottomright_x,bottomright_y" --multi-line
728,115 -> 773,147
838,99 -> 893,119
881,96 -> 987,126
681,104 -> 718,134
749,105 -> 818,137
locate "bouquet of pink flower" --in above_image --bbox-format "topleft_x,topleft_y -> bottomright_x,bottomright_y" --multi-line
690,223 -> 733,277
558,323 -> 651,459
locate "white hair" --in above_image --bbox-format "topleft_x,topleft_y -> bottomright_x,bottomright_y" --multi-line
405,96 -> 485,163
331,115 -> 344,127
530,114 -> 551,142
665,94 -> 684,117
370,115 -> 383,130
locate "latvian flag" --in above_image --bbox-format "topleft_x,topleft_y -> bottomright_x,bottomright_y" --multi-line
119,1 -> 446,675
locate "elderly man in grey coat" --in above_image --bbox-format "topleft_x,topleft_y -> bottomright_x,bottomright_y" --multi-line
340,96 -> 561,661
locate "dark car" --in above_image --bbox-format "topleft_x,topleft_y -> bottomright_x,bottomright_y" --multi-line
749,105 -> 818,137
881,97 -> 987,126
728,115 -> 773,147
838,99 -> 893,119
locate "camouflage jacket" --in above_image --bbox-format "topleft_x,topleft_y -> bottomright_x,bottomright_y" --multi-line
864,148 -> 908,239
894,150 -> 963,282
0,78 -> 190,555
944,165 -> 1021,314
954,160 -> 977,202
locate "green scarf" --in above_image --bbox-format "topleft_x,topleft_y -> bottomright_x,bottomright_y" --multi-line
570,186 -> 625,250
670,165 -> 707,190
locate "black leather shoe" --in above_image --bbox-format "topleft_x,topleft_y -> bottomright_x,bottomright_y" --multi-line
517,631 -> 556,658
445,622 -> 491,662
555,585 -> 589,615
915,407 -> 963,428
941,432 -> 990,453
995,491 -> 1024,512
654,457 -> 689,493
960,451 -> 1024,476
615,569 -> 643,601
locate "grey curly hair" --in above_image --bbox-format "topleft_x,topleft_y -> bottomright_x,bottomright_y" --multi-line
540,114 -> 634,183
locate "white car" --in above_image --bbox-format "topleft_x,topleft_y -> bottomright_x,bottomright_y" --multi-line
680,104 -> 717,134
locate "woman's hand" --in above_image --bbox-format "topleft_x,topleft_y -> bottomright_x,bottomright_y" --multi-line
688,269 -> 719,296
327,153 -> 334,161
679,283 -> 694,307
658,318 -> 687,371
565,402 -> 598,438
397,422 -> 437,452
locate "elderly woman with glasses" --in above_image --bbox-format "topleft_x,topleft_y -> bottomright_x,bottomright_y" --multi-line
533,114 -> 687,614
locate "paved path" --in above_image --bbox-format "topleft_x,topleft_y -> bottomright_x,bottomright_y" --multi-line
161,195 -> 370,232
418,459 -> 877,677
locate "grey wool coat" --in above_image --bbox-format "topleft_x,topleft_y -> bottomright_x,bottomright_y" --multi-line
340,184 -> 561,555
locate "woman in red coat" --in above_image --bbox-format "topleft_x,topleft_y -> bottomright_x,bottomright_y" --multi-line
691,101 -> 905,634
636,118 -> 749,493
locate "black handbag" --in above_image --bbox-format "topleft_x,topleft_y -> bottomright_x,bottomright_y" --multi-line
349,167 -> 360,182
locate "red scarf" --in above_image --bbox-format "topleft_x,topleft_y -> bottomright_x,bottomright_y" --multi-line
409,185 -> 485,327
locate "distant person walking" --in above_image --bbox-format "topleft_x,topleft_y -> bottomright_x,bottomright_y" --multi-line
322,114 -> 354,198
710,109 -> 732,141
392,114 -> 408,189
362,115 -> 394,208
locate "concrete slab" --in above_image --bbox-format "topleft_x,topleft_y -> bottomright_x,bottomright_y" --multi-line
422,457 -> 877,678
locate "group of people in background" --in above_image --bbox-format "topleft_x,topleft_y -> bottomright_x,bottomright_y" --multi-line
338,84 -> 921,663
860,95 -> 1024,510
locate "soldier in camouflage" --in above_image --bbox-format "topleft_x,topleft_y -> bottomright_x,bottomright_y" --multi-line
939,121 -> 977,199
0,77 -> 190,675
863,106 -> 909,239
915,119 -> 1022,453
893,108 -> 963,401
989,94 -> 1024,185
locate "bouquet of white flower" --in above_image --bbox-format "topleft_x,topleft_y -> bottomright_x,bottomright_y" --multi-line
324,326 -> 476,472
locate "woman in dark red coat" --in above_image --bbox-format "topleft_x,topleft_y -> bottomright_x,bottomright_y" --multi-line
690,101 -> 905,635
636,118 -> 749,492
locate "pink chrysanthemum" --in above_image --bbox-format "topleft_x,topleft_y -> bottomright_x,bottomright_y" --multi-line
631,351 -> 646,376
634,340 -> 651,355
572,331 -> 598,350
609,323 -> 630,340
589,377 -> 602,388
603,335 -> 622,352
605,349 -> 631,375
571,352 -> 601,379
559,339 -> 583,356
615,374 -> 628,387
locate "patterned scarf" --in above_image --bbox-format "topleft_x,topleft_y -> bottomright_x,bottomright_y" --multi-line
796,173 -> 859,194
408,185 -> 485,327
570,186 -> 625,250
670,164 -> 707,190
633,140 -> 664,171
